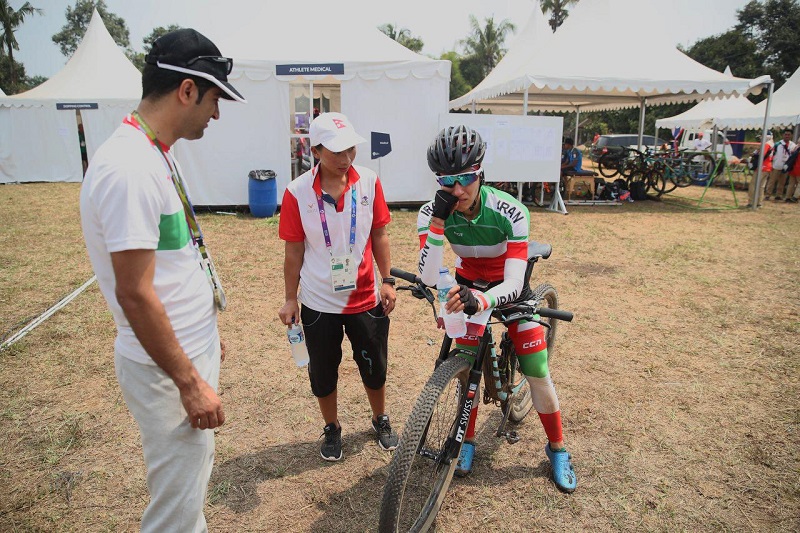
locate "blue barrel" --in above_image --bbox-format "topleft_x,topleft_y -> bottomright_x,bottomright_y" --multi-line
248,170 -> 277,218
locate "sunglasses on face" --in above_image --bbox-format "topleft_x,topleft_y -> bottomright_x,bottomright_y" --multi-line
436,170 -> 480,187
186,55 -> 233,75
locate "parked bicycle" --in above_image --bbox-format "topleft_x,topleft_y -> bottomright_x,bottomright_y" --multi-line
378,241 -> 574,533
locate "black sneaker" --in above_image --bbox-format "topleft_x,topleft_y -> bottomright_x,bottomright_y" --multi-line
372,414 -> 399,451
320,422 -> 342,461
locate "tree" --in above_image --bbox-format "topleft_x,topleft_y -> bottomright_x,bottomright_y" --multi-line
680,31 -> 761,81
378,23 -> 423,53
52,0 -> 130,57
0,0 -> 42,87
440,51 -> 471,100
460,15 -> 516,79
129,24 -> 182,71
735,0 -> 800,86
540,0 -> 579,32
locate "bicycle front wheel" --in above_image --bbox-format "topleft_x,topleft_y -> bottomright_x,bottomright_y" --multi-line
379,355 -> 471,533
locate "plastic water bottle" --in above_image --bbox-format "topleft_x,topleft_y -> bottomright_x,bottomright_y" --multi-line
287,321 -> 309,367
437,267 -> 467,339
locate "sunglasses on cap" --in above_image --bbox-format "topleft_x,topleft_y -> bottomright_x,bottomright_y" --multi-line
186,55 -> 233,75
436,168 -> 481,187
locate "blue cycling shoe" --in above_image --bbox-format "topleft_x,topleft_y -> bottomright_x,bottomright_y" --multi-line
545,443 -> 577,493
455,441 -> 475,477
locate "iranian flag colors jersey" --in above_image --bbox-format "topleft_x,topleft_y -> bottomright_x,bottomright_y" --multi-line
417,186 -> 529,309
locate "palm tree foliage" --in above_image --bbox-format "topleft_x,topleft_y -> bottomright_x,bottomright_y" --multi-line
540,0 -> 579,32
0,0 -> 42,86
460,15 -> 516,79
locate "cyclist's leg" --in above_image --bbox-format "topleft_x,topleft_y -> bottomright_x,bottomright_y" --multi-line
453,335 -> 479,475
508,319 -> 577,492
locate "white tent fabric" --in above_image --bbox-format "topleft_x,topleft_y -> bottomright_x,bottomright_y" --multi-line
655,95 -> 757,130
0,88 -> 5,95
450,0 -> 768,114
174,12 -> 450,206
715,66 -> 800,130
0,9 -> 140,183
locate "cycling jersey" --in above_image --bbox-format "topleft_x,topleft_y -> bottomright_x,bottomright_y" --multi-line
417,185 -> 529,310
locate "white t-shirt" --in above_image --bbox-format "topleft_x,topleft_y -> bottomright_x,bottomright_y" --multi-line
772,140 -> 797,168
80,122 -> 217,364
693,137 -> 712,151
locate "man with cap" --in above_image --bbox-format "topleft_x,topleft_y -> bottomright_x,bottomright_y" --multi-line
80,28 -> 245,531
278,112 -> 399,462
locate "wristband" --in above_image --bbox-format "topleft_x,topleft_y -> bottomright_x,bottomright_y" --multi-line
382,277 -> 396,286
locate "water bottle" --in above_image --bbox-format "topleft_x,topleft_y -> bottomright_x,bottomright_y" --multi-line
437,267 -> 467,339
287,321 -> 309,367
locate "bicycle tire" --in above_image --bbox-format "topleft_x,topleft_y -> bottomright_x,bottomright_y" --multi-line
597,153 -> 620,178
500,337 -> 533,423
379,356 -> 471,533
531,283 -> 559,357
620,150 -> 645,180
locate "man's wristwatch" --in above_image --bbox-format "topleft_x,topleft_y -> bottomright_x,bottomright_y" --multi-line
382,277 -> 396,286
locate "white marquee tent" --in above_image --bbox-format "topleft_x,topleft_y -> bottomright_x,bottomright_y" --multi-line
450,0 -> 769,119
177,11 -> 450,206
0,10 -> 140,184
715,66 -> 800,131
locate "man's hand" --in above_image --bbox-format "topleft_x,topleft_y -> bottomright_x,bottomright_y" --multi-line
179,376 -> 225,430
380,283 -> 396,315
446,284 -> 482,316
279,298 -> 300,326
432,190 -> 458,220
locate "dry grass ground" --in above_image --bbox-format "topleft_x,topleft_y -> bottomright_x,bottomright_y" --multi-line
1,182 -> 798,532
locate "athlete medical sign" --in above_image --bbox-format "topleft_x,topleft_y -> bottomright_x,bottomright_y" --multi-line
276,63 -> 345,76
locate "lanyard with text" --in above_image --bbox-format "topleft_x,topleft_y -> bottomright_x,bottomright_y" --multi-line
316,186 -> 358,292
124,112 -> 227,311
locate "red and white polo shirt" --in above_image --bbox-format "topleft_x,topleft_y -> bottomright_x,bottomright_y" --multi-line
279,164 -> 391,314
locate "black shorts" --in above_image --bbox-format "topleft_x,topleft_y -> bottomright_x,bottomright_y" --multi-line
300,303 -> 390,398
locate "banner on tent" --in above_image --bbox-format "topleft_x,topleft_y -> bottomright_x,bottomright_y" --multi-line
56,103 -> 98,110
276,63 -> 345,76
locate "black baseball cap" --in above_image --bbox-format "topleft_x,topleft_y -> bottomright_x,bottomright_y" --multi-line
145,28 -> 246,103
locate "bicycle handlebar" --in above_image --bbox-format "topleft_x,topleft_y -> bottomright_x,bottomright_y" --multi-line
390,267 -> 423,286
537,307 -> 574,322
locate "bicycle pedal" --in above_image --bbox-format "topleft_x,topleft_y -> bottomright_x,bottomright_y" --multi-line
502,431 -> 520,444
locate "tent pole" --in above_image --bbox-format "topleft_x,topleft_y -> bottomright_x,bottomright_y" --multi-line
637,97 -> 646,150
471,101 -> 476,114
752,80 -> 774,210
574,107 -> 580,144
523,87 -> 529,115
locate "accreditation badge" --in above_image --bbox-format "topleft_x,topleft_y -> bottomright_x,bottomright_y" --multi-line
330,254 -> 357,293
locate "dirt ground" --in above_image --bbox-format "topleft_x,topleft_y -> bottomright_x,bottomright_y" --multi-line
1,182 -> 798,532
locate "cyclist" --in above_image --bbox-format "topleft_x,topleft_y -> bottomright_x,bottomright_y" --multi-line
416,125 -> 577,493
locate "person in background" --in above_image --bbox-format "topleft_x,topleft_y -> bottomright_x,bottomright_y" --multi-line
560,137 -> 583,173
278,112 -> 398,462
766,128 -> 797,201
80,28 -> 245,531
693,131 -> 712,152
787,136 -> 800,203
416,125 -> 577,493
748,133 -> 774,208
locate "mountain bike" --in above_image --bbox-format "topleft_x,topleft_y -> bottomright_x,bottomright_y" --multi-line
378,242 -> 574,533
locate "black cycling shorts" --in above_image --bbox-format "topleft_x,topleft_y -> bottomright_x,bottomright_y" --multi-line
300,303 -> 389,398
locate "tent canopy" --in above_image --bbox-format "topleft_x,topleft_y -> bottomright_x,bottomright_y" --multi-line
1,9 -> 140,107
169,9 -> 450,206
715,66 -> 800,130
450,0 -> 769,114
0,9 -> 140,184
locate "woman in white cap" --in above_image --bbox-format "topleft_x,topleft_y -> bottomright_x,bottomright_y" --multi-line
278,112 -> 398,461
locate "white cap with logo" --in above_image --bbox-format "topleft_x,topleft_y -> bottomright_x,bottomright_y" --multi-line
310,112 -> 367,152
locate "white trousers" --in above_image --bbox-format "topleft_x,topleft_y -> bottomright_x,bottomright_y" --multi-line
115,336 -> 221,533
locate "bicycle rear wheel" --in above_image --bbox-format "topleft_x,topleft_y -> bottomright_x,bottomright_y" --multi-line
531,283 -> 559,357
379,356 -> 471,533
597,153 -> 620,178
